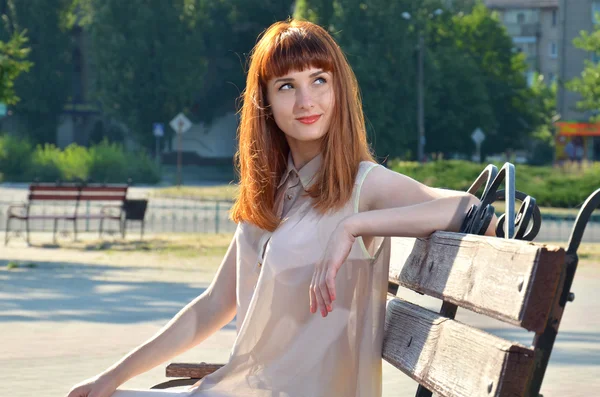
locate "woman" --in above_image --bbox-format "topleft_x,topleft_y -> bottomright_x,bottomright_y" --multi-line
67,19 -> 494,397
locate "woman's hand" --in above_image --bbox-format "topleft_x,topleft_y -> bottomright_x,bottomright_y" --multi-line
309,218 -> 356,318
66,372 -> 119,397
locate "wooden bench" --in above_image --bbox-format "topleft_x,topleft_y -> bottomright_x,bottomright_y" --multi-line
4,182 -> 130,245
150,164 -> 598,396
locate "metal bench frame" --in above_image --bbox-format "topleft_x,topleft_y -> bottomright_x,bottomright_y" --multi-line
5,182 -> 130,245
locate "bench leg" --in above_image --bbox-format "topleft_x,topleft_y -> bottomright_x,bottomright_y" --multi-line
26,218 -> 31,246
121,219 -> 126,239
99,218 -> 104,238
5,217 -> 11,245
151,378 -> 199,390
53,218 -> 58,244
73,219 -> 78,242
141,221 -> 145,240
415,385 -> 433,397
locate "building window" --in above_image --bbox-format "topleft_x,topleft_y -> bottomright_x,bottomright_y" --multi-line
517,12 -> 525,24
552,9 -> 557,26
549,42 -> 558,58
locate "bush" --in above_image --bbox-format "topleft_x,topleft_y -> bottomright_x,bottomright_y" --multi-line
88,141 -> 129,183
0,134 -> 32,181
0,136 -> 161,184
88,140 -> 160,184
29,144 -> 62,182
389,159 -> 600,208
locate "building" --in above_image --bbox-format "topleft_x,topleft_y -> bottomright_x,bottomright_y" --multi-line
485,0 -> 560,85
556,0 -> 600,161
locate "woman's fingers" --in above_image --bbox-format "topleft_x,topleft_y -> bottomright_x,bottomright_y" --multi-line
314,284 -> 326,317
325,268 -> 337,303
309,273 -> 317,313
319,271 -> 332,312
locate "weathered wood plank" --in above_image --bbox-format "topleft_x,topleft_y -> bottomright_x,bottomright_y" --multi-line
166,363 -> 224,379
383,298 -> 534,397
388,231 -> 565,332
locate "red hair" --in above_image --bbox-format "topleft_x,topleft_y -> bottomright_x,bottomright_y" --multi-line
230,19 -> 374,231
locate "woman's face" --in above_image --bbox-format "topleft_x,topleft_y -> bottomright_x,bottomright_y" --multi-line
266,67 -> 334,150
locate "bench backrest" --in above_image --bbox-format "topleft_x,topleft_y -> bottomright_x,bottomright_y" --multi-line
384,231 -> 566,397
28,184 -> 128,202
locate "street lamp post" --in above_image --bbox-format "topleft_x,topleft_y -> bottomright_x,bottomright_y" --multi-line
402,9 -> 443,164
417,32 -> 425,163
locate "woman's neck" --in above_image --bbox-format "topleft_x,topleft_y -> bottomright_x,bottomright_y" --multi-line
288,140 -> 322,170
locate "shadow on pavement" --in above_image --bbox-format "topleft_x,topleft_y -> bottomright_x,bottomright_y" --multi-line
0,259 -> 234,329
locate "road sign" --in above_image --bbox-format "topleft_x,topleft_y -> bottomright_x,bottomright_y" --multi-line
169,113 -> 192,134
153,123 -> 164,137
471,128 -> 485,145
471,128 -> 486,163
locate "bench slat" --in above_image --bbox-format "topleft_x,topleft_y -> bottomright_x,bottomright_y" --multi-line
30,186 -> 80,192
29,194 -> 80,200
81,187 -> 128,193
389,231 -> 564,332
383,298 -> 533,397
78,195 -> 126,201
166,363 -> 224,379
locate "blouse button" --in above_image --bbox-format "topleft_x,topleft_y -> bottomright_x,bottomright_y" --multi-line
286,194 -> 293,200
258,262 -> 262,268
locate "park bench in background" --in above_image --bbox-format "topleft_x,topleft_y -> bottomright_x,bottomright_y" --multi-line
150,163 -> 598,397
3,182 -> 147,245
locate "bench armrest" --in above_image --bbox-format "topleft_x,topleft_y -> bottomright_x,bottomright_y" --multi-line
166,363 -> 224,379
7,203 -> 28,217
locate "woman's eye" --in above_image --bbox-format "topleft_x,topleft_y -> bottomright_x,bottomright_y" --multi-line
279,83 -> 293,91
315,77 -> 327,85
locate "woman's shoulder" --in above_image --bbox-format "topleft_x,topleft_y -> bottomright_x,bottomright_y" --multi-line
354,160 -> 382,185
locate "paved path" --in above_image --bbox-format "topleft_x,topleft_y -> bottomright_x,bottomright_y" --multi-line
1,240 -> 598,397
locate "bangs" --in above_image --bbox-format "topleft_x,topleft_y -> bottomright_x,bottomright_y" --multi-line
258,27 -> 335,83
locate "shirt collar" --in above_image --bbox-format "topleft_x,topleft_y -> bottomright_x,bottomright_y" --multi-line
277,152 -> 322,190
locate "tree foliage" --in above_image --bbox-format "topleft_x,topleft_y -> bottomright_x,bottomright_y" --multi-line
79,0 -> 292,150
0,0 -> 74,144
566,23 -> 600,122
0,29 -> 32,105
296,0 -> 546,160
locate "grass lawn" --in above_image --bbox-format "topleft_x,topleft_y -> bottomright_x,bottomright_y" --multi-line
152,184 -> 588,218
35,233 -> 235,259
152,185 -> 238,201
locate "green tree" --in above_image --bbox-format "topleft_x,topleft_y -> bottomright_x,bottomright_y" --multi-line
566,22 -> 600,121
529,73 -> 557,165
0,0 -> 75,144
324,0 -> 419,159
0,30 -> 32,105
294,0 -> 335,28
452,3 -> 539,157
296,0 -> 543,160
80,0 -> 292,151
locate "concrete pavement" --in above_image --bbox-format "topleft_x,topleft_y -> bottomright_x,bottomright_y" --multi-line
1,240 -> 598,397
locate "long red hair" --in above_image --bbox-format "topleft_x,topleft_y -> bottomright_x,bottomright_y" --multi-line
230,19 -> 375,231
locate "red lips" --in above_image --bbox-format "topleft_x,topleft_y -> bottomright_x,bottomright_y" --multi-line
296,115 -> 321,124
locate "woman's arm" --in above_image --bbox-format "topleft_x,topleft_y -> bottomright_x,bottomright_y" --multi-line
359,165 -> 497,237
309,167 -> 498,317
72,232 -> 238,394
346,192 -> 483,239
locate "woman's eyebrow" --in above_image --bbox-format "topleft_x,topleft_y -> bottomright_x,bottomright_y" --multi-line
273,77 -> 294,85
309,70 -> 325,77
273,70 -> 326,85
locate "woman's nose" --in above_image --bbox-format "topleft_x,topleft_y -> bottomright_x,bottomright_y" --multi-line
296,88 -> 314,109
